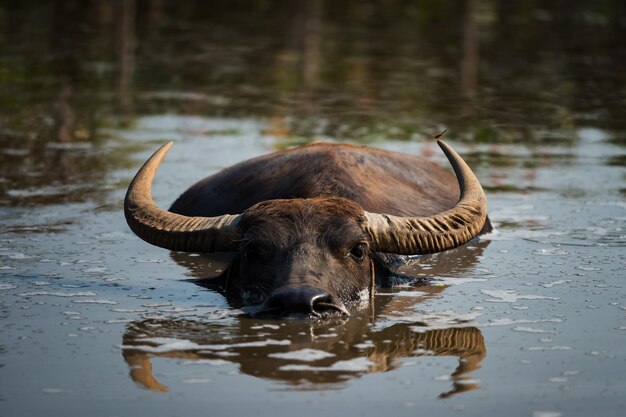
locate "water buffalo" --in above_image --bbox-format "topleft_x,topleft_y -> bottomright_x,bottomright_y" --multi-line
124,140 -> 490,318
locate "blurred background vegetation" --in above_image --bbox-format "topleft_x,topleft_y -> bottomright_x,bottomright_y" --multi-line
1,0 -> 625,207
2,0 -> 625,143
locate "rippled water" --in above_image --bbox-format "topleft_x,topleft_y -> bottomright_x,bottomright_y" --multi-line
1,2 -> 626,417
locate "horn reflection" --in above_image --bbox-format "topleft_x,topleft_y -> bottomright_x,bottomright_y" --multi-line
122,309 -> 485,397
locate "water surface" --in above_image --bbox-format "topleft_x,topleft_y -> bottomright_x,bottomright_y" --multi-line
1,2 -> 625,417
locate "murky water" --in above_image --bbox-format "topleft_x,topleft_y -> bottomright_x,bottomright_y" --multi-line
1,2 -> 625,417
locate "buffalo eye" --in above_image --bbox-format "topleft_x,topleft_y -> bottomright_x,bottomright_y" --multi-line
348,243 -> 367,261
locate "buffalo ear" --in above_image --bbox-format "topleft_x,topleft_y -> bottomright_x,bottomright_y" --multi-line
371,252 -> 430,288
370,252 -> 400,288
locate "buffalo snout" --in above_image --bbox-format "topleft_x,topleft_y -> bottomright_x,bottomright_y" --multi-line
253,286 -> 349,319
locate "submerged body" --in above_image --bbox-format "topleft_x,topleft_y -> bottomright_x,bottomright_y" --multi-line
125,141 -> 490,318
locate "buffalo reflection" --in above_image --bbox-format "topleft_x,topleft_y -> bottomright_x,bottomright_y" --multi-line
122,312 -> 484,398
122,239 -> 489,398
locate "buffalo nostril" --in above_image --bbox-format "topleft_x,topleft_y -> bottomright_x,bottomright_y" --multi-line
265,287 -> 336,317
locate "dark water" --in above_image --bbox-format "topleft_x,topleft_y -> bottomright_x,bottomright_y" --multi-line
1,1 -> 625,416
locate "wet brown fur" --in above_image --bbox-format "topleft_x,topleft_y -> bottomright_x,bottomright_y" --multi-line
170,142 -> 468,218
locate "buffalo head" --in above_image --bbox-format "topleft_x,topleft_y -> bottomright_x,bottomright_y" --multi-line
124,141 -> 487,318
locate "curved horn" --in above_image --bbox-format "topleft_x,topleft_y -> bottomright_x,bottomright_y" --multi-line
124,142 -> 241,252
364,140 -> 487,255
